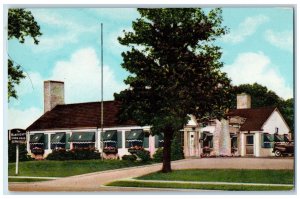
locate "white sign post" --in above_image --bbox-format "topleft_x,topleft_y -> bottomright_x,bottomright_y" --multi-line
16,144 -> 19,175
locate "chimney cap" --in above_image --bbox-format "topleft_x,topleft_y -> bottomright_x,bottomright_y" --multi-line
44,80 -> 64,84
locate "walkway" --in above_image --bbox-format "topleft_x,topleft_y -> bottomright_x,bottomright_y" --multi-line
8,157 -> 294,192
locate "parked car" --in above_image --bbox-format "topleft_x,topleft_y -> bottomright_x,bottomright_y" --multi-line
273,142 -> 294,157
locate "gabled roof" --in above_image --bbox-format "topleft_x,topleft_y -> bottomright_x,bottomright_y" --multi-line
26,101 -> 136,131
226,107 -> 276,131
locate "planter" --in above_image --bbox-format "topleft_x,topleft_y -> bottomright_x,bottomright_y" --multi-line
128,148 -> 143,154
31,148 -> 44,154
103,148 -> 118,154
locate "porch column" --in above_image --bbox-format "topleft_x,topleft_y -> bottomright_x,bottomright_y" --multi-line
183,130 -> 189,157
240,133 -> 245,156
254,132 -> 260,157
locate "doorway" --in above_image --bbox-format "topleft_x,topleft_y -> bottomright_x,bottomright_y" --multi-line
246,134 -> 254,155
189,132 -> 195,156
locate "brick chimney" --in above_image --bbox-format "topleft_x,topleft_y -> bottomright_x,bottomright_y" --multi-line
44,80 -> 65,113
237,93 -> 251,109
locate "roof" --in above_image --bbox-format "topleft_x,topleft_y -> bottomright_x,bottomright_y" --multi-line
27,101 -> 136,131
226,107 -> 276,131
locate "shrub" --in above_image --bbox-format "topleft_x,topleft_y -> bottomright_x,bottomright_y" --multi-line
46,148 -> 100,161
122,155 -> 137,161
136,149 -> 151,162
8,141 -> 33,163
171,132 -> 184,161
153,147 -> 163,162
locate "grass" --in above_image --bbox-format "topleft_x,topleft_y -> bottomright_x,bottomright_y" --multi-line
8,178 -> 51,183
107,181 -> 294,191
8,159 -> 151,177
137,169 -> 294,184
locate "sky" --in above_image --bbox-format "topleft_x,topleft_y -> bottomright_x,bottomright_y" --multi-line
7,7 -> 294,129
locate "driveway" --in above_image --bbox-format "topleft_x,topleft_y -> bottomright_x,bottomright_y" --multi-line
8,157 -> 294,192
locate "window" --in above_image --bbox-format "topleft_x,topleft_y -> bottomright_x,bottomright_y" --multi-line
275,127 -> 279,134
201,132 -> 213,148
261,133 -> 274,148
230,134 -> 238,149
246,135 -> 254,145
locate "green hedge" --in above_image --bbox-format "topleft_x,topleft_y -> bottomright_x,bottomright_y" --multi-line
46,148 -> 100,160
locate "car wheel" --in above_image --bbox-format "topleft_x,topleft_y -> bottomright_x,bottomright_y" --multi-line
275,150 -> 282,157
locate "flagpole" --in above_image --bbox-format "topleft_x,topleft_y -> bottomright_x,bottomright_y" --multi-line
101,23 -> 104,161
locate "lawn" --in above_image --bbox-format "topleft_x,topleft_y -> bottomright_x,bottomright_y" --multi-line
107,180 -> 293,191
137,169 -> 294,184
8,160 -> 151,177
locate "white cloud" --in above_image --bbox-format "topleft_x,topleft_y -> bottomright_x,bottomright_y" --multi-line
50,47 -> 127,103
265,29 -> 293,53
223,52 -> 293,99
27,9 -> 97,52
221,15 -> 269,44
8,107 -> 43,129
9,47 -> 127,129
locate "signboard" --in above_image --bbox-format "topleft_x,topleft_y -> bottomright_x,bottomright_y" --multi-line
10,129 -> 26,144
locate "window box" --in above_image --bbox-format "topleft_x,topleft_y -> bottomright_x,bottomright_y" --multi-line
103,147 -> 118,154
31,147 -> 44,154
128,146 -> 144,154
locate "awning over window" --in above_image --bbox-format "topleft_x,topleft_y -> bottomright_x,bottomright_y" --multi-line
126,129 -> 144,142
102,130 -> 117,143
284,134 -> 290,142
274,134 -> 284,142
200,131 -> 213,140
158,133 -> 164,143
51,133 -> 66,144
264,133 -> 274,143
29,133 -> 44,144
69,132 -> 95,143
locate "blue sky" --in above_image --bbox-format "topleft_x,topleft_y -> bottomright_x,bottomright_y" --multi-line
7,7 -> 294,129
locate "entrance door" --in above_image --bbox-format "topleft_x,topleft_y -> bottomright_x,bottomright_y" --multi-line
189,132 -> 195,156
246,135 -> 254,155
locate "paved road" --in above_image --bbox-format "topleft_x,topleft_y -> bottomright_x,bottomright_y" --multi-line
8,157 -> 294,192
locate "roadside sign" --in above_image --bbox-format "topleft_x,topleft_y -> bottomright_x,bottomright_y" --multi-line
10,129 -> 26,144
9,129 -> 26,175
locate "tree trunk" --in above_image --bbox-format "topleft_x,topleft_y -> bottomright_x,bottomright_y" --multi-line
162,129 -> 174,173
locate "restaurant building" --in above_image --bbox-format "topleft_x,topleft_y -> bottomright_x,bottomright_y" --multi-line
26,81 -> 291,159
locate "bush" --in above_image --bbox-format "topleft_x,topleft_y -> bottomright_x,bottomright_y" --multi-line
122,155 -> 137,161
171,132 -> 184,161
46,148 -> 100,161
8,141 -> 33,163
136,149 -> 151,162
153,147 -> 163,162
152,131 -> 184,162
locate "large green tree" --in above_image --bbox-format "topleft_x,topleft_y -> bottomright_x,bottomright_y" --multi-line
8,8 -> 42,100
115,8 -> 232,172
231,83 -> 294,135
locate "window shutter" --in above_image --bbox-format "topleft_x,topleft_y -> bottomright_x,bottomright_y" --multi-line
261,134 -> 265,148
117,131 -> 122,148
44,134 -> 48,149
125,131 -> 130,148
65,133 -> 70,149
143,134 -> 149,148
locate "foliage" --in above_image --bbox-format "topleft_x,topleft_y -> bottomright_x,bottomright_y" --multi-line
45,148 -> 100,161
153,147 -> 164,162
231,83 -> 294,135
8,140 -> 33,163
153,132 -> 184,162
136,149 -> 151,162
122,154 -> 137,161
171,132 -> 184,161
115,8 -> 232,172
8,8 -> 42,100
